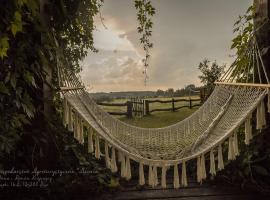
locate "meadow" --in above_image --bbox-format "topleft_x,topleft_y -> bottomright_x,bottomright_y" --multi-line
99,96 -> 200,128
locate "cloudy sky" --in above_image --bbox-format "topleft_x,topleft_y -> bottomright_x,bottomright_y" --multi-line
81,0 -> 252,92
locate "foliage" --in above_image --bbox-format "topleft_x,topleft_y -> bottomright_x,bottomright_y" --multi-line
230,5 -> 256,82
0,109 -> 116,199
0,0 -> 113,197
218,127 -> 270,194
217,4 -> 270,193
0,0 -> 104,155
156,85 -> 201,97
49,0 -> 103,72
134,0 -> 155,85
0,0 -> 43,155
198,59 -> 226,89
166,88 -> 174,97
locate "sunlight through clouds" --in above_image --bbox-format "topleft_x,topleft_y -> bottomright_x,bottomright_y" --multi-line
81,0 -> 252,92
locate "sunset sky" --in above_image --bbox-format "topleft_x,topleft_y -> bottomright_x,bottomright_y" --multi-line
81,0 -> 252,92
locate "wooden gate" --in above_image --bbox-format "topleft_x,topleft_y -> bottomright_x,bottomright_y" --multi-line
130,97 -> 144,118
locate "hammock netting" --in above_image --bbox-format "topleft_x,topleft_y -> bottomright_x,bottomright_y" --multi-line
58,37 -> 270,188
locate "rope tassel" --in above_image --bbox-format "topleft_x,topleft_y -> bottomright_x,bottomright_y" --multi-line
173,164 -> 180,189
148,165 -> 153,187
210,149 -> 216,176
228,136 -> 236,160
110,147 -> 117,173
104,141 -> 110,168
88,127 -> 94,153
218,144 -> 224,170
256,102 -> 266,130
181,161 -> 188,187
79,120 -> 84,144
125,156 -> 131,180
139,162 -> 145,186
245,116 -> 252,145
121,154 -> 126,178
161,165 -> 167,188
153,166 -> 158,187
118,151 -> 123,163
95,135 -> 101,159
201,154 -> 206,180
197,156 -> 202,183
233,131 -> 239,156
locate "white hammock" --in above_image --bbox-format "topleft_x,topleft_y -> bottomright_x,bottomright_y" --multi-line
62,83 -> 269,188
58,37 -> 270,189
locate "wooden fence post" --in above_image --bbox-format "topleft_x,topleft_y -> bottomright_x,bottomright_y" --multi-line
172,98 -> 175,112
189,98 -> 192,109
127,101 -> 133,118
145,100 -> 150,115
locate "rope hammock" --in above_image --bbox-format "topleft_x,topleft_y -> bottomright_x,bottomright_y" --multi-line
58,37 -> 270,189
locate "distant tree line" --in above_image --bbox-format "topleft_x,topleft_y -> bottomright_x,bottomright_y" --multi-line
156,84 -> 202,97
91,84 -> 202,103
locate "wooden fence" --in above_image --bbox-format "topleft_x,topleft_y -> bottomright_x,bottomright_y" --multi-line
97,97 -> 202,117
97,101 -> 133,118
144,98 -> 201,115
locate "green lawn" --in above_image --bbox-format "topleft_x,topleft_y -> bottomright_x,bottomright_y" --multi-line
119,107 -> 198,128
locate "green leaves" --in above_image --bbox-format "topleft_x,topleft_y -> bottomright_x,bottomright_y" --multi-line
0,82 -> 9,95
0,36 -> 9,59
230,5 -> 255,83
11,11 -> 23,36
198,59 -> 225,88
134,0 -> 155,85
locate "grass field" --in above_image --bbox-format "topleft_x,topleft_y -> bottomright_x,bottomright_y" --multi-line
99,97 -> 200,128
120,107 -> 198,128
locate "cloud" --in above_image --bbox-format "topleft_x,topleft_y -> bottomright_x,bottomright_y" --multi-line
81,49 -> 147,92
82,0 -> 252,92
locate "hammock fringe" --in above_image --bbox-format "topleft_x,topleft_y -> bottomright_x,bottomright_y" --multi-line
228,136 -> 235,160
181,161 -> 188,187
95,134 -> 101,159
218,144 -> 224,170
105,141 -> 110,168
210,149 -> 216,176
161,165 -> 167,188
121,153 -> 126,178
125,156 -> 131,180
173,164 -> 180,189
139,162 -> 145,186
153,166 -> 158,187
88,127 -> 94,153
233,131 -> 239,156
111,147 -> 118,173
197,156 -> 202,183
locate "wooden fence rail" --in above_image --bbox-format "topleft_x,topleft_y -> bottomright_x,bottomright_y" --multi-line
145,98 -> 201,114
97,101 -> 132,118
